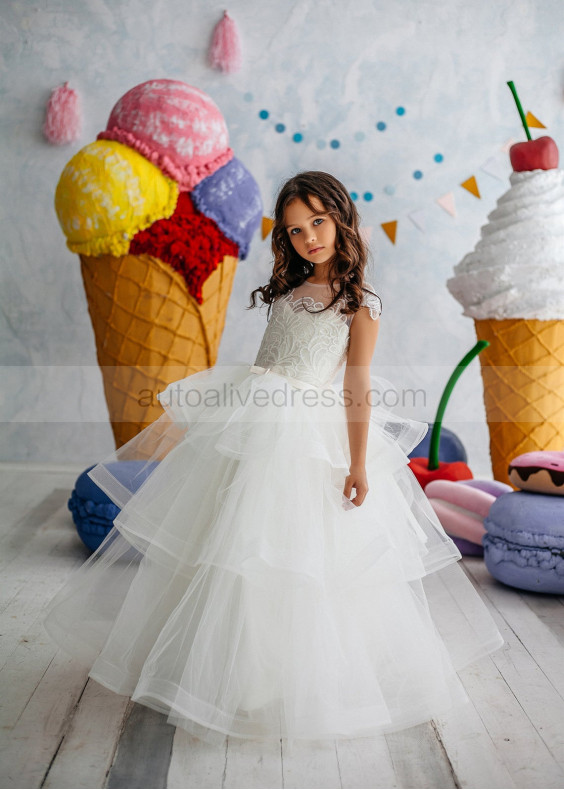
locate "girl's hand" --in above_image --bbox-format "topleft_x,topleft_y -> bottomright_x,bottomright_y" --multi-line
344,465 -> 369,507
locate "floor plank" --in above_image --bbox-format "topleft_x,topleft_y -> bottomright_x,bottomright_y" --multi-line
464,559 -> 564,701
433,700 -> 515,789
280,738 -> 341,789
224,736 -> 283,789
167,729 -> 227,789
105,703 -> 176,789
0,653 -> 88,789
385,722 -> 455,789
42,679 -> 130,790
336,735 -> 397,789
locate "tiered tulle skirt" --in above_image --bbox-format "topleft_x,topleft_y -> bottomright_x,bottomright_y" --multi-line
43,363 -> 503,745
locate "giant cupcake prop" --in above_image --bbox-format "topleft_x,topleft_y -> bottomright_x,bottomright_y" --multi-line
55,80 -> 262,447
447,82 -> 564,483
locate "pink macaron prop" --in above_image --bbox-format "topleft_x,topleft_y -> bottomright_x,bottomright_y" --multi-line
425,479 -> 497,556
508,451 -> 564,495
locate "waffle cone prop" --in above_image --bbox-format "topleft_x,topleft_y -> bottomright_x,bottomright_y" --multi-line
55,80 -> 262,448
474,318 -> 564,484
81,252 -> 238,447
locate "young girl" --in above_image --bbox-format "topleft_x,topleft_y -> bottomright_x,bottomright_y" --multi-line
43,171 -> 503,748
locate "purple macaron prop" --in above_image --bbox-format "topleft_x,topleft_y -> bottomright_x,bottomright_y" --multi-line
483,491 -> 564,594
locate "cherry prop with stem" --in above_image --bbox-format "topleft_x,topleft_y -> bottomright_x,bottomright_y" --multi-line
408,340 -> 489,488
507,80 -> 559,171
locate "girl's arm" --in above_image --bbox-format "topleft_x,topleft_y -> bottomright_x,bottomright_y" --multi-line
343,307 -> 380,506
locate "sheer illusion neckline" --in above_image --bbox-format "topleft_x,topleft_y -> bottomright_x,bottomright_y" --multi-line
303,279 -> 339,287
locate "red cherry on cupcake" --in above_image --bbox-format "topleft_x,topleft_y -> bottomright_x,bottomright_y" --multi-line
507,81 -> 559,172
510,136 -> 559,172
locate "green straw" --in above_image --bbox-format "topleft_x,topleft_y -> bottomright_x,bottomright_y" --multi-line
427,340 -> 490,471
507,81 -> 532,141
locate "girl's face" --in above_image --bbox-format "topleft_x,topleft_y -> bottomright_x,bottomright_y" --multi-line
284,197 -> 337,265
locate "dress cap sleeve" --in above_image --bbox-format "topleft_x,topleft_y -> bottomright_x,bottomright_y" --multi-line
361,284 -> 382,320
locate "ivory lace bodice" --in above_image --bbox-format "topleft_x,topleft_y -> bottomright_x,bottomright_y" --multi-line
253,280 -> 382,388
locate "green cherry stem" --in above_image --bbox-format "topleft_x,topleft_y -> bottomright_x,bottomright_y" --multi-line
507,80 -> 532,141
427,340 -> 490,471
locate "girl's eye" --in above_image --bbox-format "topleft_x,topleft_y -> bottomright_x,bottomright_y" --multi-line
313,218 -> 324,226
290,228 -> 301,235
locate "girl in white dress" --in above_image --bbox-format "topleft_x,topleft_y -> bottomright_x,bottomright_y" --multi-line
43,171 -> 503,747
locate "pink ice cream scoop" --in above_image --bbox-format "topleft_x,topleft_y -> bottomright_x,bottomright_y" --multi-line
97,79 -> 233,190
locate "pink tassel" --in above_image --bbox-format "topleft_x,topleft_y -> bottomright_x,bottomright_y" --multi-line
43,82 -> 82,145
209,10 -> 242,74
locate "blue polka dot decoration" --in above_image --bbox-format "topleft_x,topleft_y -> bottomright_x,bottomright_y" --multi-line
354,131 -> 366,141
330,139 -> 340,149
293,133 -> 303,143
413,170 -> 423,180
350,192 -> 358,201
363,192 -> 373,202
384,185 -> 395,196
434,153 -> 444,163
376,122 -> 386,131
259,109 -> 269,119
275,123 -> 286,133
396,106 -> 406,116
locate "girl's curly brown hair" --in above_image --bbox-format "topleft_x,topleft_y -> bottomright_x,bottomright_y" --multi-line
247,171 -> 380,320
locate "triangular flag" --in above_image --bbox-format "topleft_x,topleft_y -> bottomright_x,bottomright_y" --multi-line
480,156 -> 508,182
526,111 -> 546,129
500,137 -> 517,153
460,176 -> 481,199
381,221 -> 397,245
408,210 -> 426,232
261,216 -> 274,240
360,226 -> 373,244
436,192 -> 456,217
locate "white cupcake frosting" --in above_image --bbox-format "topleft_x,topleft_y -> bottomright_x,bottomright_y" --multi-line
447,168 -> 564,319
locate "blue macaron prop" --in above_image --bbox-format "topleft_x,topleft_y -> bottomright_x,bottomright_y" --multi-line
68,461 -> 158,552
408,424 -> 468,464
483,491 -> 564,594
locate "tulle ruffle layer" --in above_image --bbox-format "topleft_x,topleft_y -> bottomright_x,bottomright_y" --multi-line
43,362 -> 504,745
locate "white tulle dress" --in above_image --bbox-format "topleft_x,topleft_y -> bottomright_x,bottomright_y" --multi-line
43,279 -> 503,746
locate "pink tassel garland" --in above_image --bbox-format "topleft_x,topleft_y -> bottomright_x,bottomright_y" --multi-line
209,10 -> 242,74
43,82 -> 82,145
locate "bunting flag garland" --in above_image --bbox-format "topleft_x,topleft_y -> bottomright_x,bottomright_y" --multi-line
436,192 -> 456,217
500,138 -> 517,153
408,210 -> 426,232
460,176 -> 481,199
480,156 -> 508,182
381,221 -> 397,244
525,111 -> 546,129
261,216 -> 274,239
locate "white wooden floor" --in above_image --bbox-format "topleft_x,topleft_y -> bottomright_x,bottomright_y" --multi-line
1,463 -> 564,790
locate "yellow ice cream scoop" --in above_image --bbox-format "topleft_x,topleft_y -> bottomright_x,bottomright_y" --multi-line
54,140 -> 179,257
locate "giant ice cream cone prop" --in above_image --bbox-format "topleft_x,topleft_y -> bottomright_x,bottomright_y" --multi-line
447,82 -> 564,483
80,252 -> 238,446
55,80 -> 262,448
473,319 -> 564,482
